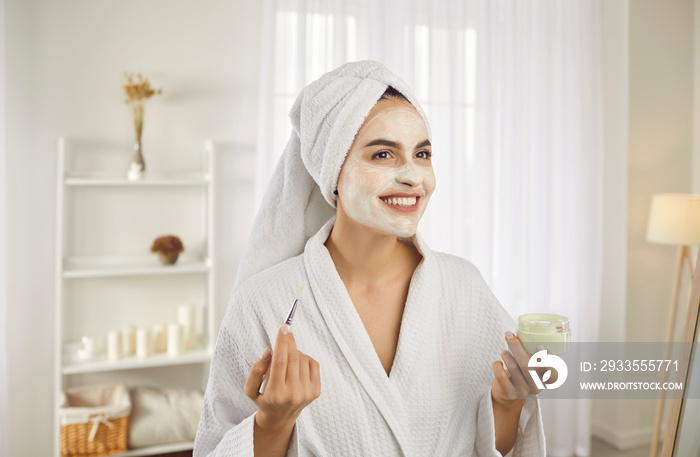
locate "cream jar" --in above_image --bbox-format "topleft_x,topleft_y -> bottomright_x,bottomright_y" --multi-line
517,314 -> 571,355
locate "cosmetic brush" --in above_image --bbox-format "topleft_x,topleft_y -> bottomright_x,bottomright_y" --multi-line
259,281 -> 306,395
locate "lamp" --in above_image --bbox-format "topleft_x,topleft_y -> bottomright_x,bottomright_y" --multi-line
647,193 -> 700,457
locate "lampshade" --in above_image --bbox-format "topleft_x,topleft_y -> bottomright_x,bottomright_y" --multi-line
646,193 -> 700,245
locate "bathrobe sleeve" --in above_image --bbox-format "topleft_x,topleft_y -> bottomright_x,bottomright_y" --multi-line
474,389 -> 543,456
193,286 -> 299,457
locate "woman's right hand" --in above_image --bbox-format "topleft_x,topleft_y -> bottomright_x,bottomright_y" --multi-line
244,324 -> 321,440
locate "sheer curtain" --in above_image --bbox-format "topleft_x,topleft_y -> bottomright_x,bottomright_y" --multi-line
0,0 -> 9,454
256,1 -> 604,455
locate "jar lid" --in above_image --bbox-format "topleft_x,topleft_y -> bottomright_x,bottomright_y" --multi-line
517,313 -> 570,334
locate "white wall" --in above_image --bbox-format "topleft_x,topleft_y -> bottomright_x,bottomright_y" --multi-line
4,1 -> 262,454
594,0 -> 696,450
627,0 -> 694,345
626,0 -> 694,446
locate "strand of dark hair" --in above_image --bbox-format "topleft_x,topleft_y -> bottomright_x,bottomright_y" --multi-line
380,86 -> 408,102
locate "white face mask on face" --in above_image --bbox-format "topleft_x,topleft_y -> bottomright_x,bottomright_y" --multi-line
336,98 -> 436,238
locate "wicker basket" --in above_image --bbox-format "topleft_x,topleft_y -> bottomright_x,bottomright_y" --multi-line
59,383 -> 131,457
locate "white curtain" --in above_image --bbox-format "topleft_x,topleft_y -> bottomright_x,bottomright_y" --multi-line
256,1 -> 604,455
0,0 -> 9,454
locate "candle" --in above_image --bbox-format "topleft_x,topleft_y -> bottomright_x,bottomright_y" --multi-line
136,328 -> 151,358
107,330 -> 121,361
177,304 -> 195,350
516,314 -> 571,355
167,323 -> 182,357
152,324 -> 167,353
121,326 -> 136,356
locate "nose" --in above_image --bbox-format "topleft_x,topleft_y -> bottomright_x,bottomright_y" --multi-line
395,163 -> 420,187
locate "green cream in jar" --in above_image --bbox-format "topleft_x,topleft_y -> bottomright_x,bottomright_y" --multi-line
517,314 -> 571,355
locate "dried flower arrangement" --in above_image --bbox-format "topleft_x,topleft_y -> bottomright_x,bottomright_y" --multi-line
122,72 -> 162,143
123,72 -> 162,180
151,235 -> 184,265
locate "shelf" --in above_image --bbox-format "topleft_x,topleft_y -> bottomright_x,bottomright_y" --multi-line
63,256 -> 211,278
65,171 -> 210,187
63,348 -> 211,374
114,441 -> 193,456
55,139 -> 217,457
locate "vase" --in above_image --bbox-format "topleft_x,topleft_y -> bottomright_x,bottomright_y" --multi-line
158,251 -> 180,265
127,140 -> 146,180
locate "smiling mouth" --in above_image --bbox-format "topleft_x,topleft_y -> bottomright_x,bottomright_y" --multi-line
379,196 -> 419,208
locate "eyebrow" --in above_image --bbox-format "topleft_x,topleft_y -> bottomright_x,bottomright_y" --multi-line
362,139 -> 431,149
363,139 -> 399,148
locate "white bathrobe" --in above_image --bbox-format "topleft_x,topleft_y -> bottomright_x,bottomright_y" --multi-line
193,218 -> 547,457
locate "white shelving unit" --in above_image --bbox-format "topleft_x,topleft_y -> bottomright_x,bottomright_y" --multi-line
53,138 -> 217,457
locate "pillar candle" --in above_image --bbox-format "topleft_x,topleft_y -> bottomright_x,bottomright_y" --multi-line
121,325 -> 136,356
107,330 -> 121,361
167,323 -> 182,357
177,304 -> 195,350
152,324 -> 167,353
136,328 -> 151,358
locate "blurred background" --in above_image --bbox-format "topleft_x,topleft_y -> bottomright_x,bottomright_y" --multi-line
0,0 -> 698,456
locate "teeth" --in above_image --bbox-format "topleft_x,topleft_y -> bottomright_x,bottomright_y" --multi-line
381,197 -> 417,207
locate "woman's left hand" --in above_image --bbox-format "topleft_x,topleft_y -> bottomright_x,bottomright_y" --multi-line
491,331 -> 546,408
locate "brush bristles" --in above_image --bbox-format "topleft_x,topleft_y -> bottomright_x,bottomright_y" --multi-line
295,281 -> 306,299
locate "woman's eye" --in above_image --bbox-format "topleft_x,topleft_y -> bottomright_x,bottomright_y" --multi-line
372,151 -> 391,160
416,150 -> 432,159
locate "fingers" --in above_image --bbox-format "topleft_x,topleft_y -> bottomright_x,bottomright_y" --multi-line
492,359 -> 508,390
492,359 -> 517,400
299,354 -> 310,390
251,326 -> 321,432
309,356 -> 321,399
505,331 -> 531,366
299,354 -> 320,401
505,332 -> 545,394
286,330 -> 300,385
262,325 -> 318,398
244,347 -> 272,400
268,324 -> 292,390
534,345 -> 558,384
492,331 -> 557,404
501,350 -> 531,398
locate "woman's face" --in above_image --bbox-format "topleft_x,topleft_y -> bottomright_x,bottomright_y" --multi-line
336,97 -> 435,238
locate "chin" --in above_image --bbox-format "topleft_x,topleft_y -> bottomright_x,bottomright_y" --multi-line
364,209 -> 422,239
371,222 -> 417,239
394,227 -> 418,239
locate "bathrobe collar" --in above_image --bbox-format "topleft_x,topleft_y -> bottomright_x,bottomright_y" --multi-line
303,217 -> 439,455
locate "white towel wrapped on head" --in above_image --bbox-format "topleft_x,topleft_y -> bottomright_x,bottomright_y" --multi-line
234,61 -> 430,289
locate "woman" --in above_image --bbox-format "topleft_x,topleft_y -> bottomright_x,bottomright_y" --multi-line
194,61 -> 546,456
